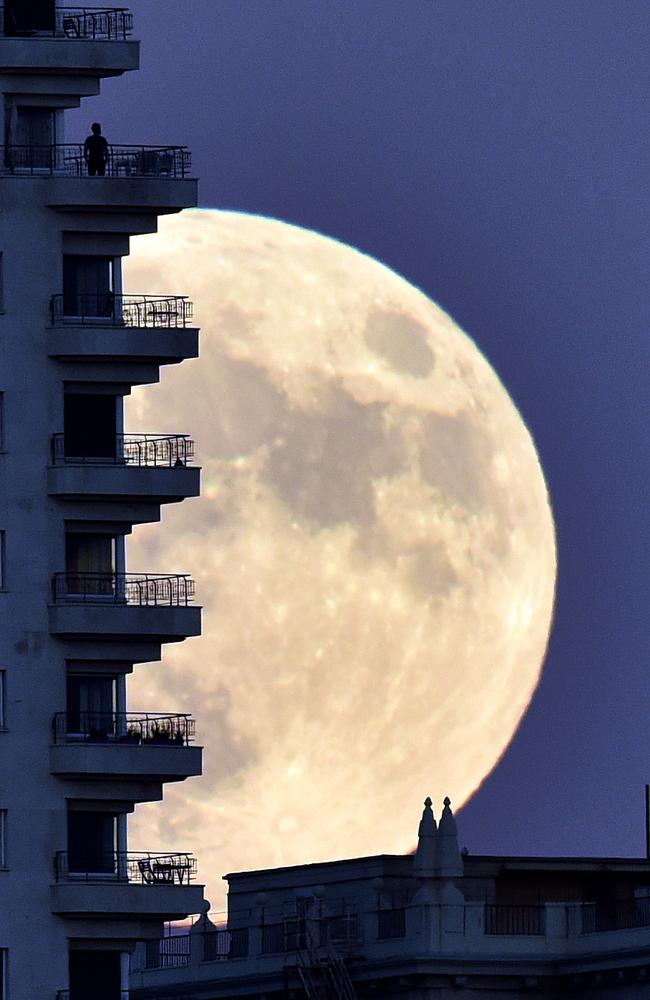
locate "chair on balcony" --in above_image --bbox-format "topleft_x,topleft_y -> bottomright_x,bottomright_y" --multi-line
62,16 -> 82,37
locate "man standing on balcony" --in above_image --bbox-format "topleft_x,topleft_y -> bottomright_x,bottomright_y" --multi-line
84,121 -> 109,176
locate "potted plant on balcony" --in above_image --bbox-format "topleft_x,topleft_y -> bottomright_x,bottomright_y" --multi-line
119,724 -> 142,745
146,720 -> 173,745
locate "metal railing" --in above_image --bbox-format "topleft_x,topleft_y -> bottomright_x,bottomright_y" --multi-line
2,144 -> 191,177
484,904 -> 545,936
53,711 -> 196,746
145,934 -> 191,969
203,927 -> 249,961
377,908 -> 406,939
581,897 -> 650,934
50,293 -> 193,328
1,6 -> 132,39
55,850 -> 197,884
51,433 -> 195,467
52,572 -> 195,606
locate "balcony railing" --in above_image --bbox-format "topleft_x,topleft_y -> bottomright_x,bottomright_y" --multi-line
377,908 -> 406,939
50,293 -> 193,328
581,896 -> 650,934
52,572 -> 195,606
55,850 -> 197,884
203,927 -> 250,962
53,711 -> 196,746
145,933 -> 192,969
1,6 -> 133,40
2,144 -> 190,177
51,433 -> 195,467
484,904 -> 545,936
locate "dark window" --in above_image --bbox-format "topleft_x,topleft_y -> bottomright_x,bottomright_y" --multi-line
63,255 -> 113,318
4,0 -> 55,35
67,811 -> 116,874
66,674 -> 116,736
69,949 -> 122,1000
65,532 -> 116,596
64,393 -> 117,459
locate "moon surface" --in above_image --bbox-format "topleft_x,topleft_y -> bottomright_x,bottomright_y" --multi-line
124,209 -> 555,908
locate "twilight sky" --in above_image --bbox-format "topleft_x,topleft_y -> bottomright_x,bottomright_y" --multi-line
69,1 -> 648,859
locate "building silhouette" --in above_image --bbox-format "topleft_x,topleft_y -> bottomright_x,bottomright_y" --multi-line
131,798 -> 650,999
0,2 -> 205,997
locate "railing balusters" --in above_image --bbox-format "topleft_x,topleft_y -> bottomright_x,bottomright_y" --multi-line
52,710 -> 195,745
1,144 -> 189,178
54,849 -> 197,884
50,432 -> 195,467
50,292 -> 193,328
52,572 -> 195,606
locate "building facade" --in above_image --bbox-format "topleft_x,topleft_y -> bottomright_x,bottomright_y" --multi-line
131,799 -> 650,999
0,3 -> 205,997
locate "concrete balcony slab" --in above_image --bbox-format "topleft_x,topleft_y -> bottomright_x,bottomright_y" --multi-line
50,743 -> 202,782
47,176 -> 198,214
48,603 -> 202,643
48,464 -> 200,505
51,881 -> 205,922
49,325 -> 199,366
0,38 -> 139,76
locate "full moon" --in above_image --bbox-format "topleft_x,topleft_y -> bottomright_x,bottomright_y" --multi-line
124,209 -> 555,907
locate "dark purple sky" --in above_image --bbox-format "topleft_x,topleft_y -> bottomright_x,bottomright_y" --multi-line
70,0 -> 649,859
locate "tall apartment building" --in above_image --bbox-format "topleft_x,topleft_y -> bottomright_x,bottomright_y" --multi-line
0,3 -> 206,997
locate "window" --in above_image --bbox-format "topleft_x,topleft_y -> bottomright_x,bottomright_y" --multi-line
68,811 -> 116,874
0,532 -> 5,589
0,672 -> 5,729
0,948 -> 6,1000
63,255 -> 114,319
0,254 -> 4,312
0,810 -> 6,867
0,392 -> 4,448
5,0 -> 56,35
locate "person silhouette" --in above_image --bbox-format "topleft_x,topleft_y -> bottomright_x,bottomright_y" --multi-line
83,122 -> 109,176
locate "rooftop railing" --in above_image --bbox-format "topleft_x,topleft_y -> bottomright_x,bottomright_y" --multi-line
51,433 -> 195,467
50,292 -> 193,328
581,896 -> 650,934
2,144 -> 190,177
52,572 -> 195,606
1,7 -> 133,40
203,927 -> 250,962
53,711 -> 196,746
377,908 -> 406,939
55,850 -> 197,884
484,904 -> 546,936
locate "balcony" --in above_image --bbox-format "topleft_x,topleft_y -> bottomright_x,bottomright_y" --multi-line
49,293 -> 198,371
52,293 -> 193,328
2,143 -> 190,177
0,9 -> 138,79
50,711 -> 202,782
1,7 -> 133,40
51,850 -> 205,921
49,573 -> 201,643
48,433 -> 200,506
0,143 -> 198,215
